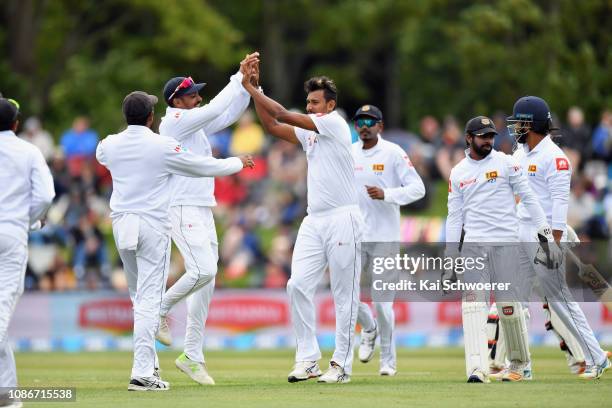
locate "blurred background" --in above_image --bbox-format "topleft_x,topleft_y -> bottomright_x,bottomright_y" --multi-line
3,0 -> 612,351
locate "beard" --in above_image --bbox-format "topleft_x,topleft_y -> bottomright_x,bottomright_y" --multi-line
472,142 -> 492,158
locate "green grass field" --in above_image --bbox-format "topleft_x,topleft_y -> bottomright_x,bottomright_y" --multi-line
16,348 -> 611,408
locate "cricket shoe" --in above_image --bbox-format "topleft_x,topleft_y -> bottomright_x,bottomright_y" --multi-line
128,376 -> 170,391
175,353 -> 215,385
578,358 -> 611,380
502,361 -> 528,382
379,366 -> 397,376
489,365 -> 506,381
288,361 -> 322,383
155,316 -> 172,346
569,361 -> 586,375
467,369 -> 490,383
318,361 -> 351,384
358,324 -> 377,363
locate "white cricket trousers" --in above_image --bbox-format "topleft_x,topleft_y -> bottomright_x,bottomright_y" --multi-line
357,243 -> 398,369
460,244 -> 529,378
357,302 -> 395,368
160,205 -> 218,364
288,205 -> 363,375
519,222 -> 607,367
0,234 -> 27,388
115,220 -> 171,378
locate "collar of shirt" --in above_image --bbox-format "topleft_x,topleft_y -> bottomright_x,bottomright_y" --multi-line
463,148 -> 494,164
522,134 -> 552,156
0,130 -> 16,138
125,125 -> 152,134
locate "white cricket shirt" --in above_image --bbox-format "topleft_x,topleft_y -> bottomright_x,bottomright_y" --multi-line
0,130 -> 55,245
160,72 -> 250,207
294,111 -> 358,214
352,136 -> 425,241
513,136 -> 571,232
96,125 -> 242,233
446,149 -> 547,243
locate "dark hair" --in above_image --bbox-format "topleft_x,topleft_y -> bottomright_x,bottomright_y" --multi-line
0,98 -> 19,131
126,111 -> 151,126
304,76 -> 337,103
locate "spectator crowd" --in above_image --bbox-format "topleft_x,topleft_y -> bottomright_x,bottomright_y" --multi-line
18,106 -> 612,292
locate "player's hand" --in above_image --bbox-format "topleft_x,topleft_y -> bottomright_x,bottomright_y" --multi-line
365,185 -> 385,200
240,155 -> 255,169
240,52 -> 259,85
250,59 -> 260,87
535,225 -> 563,269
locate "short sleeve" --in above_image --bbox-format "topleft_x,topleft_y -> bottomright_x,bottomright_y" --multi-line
310,112 -> 348,140
294,126 -> 312,151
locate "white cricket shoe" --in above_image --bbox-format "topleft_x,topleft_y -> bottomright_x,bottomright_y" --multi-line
175,353 -> 215,385
128,376 -> 170,391
379,366 -> 397,376
467,369 -> 490,383
155,316 -> 172,346
579,358 -> 611,380
502,361 -> 528,382
570,361 -> 586,375
489,364 -> 505,380
358,325 -> 377,363
287,361 -> 321,383
318,362 -> 351,384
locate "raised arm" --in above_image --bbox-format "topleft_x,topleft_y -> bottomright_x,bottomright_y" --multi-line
170,53 -> 260,140
242,65 -> 318,134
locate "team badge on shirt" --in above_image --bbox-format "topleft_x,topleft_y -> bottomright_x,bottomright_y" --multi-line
556,158 -> 570,171
528,164 -> 537,176
485,170 -> 498,183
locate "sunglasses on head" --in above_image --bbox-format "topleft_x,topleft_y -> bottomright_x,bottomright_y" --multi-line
355,117 -> 379,128
8,98 -> 20,110
168,77 -> 195,101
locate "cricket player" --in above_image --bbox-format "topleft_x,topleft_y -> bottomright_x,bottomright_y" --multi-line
96,91 -> 253,391
242,65 -> 363,383
507,95 -> 611,379
445,115 -> 561,383
351,105 -> 425,376
487,224 -> 612,377
154,53 -> 258,385
0,98 -> 55,407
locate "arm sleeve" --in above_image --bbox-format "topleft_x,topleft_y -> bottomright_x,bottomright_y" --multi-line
95,141 -> 107,167
445,173 -> 464,248
310,113 -> 349,140
202,73 -> 251,135
383,148 -> 426,205
547,157 -> 572,231
164,139 -> 243,177
172,72 -> 247,141
293,127 -> 311,151
29,149 -> 56,224
507,157 -> 548,229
